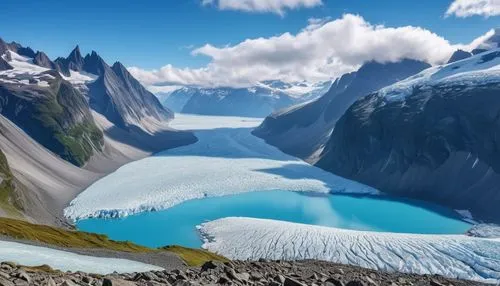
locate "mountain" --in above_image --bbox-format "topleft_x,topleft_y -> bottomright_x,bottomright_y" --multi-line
0,51 -> 103,166
0,37 -> 196,224
253,59 -> 431,159
180,86 -> 295,117
317,49 -> 500,222
160,81 -> 330,117
161,87 -> 198,113
447,49 -> 472,64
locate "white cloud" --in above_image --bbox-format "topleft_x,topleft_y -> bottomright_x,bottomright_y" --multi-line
202,0 -> 322,15
129,14 -> 490,90
446,0 -> 500,18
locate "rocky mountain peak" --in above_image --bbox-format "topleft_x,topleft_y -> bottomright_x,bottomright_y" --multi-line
82,50 -> 108,76
0,57 -> 13,71
33,51 -> 55,69
447,49 -> 472,64
66,45 -> 84,71
0,38 -> 8,57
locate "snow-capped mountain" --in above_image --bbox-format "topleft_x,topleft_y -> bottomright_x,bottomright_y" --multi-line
160,80 -> 331,117
317,48 -> 500,222
0,37 -> 195,224
0,38 -> 189,165
253,59 -> 430,159
181,86 -> 295,117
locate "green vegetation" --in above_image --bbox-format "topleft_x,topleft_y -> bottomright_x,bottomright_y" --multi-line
55,122 -> 103,166
0,217 -> 150,252
35,80 -> 104,166
0,150 -> 22,218
0,217 -> 228,266
162,245 -> 229,266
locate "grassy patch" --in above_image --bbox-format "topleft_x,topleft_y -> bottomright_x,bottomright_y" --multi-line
0,218 -> 228,266
0,150 -> 22,218
161,245 -> 229,266
0,217 -> 150,252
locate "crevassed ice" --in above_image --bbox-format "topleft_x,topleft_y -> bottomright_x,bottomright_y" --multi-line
0,241 -> 162,274
199,217 -> 500,284
64,114 -> 378,220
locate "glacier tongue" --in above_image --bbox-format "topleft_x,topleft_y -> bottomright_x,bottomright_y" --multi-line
199,217 -> 500,284
64,114 -> 378,221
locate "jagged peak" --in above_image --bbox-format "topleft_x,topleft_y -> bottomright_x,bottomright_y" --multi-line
67,45 -> 83,61
82,50 -> 109,76
111,61 -> 129,76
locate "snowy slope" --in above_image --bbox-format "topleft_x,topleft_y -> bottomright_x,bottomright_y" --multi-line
379,49 -> 500,102
0,241 -> 162,274
64,114 -> 377,220
199,217 -> 500,284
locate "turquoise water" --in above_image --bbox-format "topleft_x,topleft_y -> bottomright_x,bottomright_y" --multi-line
77,191 -> 471,248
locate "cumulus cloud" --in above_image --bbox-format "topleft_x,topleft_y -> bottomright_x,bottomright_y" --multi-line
129,14 -> 489,89
201,0 -> 322,15
446,0 -> 500,18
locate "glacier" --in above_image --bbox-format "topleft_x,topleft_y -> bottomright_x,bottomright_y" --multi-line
0,241 -> 162,274
65,114 -> 378,220
379,48 -> 500,102
199,217 -> 500,284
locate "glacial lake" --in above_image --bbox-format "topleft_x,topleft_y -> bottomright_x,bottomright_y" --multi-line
77,190 -> 471,248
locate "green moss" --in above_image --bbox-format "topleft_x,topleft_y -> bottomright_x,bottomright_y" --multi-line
0,217 -> 151,252
0,218 -> 229,266
161,245 -> 229,266
55,123 -> 103,166
34,80 -> 104,166
0,150 -> 22,218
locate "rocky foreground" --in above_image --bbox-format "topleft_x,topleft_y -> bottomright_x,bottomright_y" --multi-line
0,260 -> 483,286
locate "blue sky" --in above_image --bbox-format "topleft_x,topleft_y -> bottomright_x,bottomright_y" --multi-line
1,0 -> 500,89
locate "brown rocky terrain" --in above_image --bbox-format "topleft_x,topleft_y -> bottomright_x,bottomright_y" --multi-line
0,260 -> 483,286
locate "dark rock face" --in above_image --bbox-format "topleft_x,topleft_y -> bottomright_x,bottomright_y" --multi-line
87,60 -> 173,129
253,60 -> 430,160
33,51 -> 58,70
180,87 -> 295,118
317,82 -> 500,222
0,57 -> 13,71
83,51 -> 108,76
0,72 -> 103,166
447,49 -> 473,64
6,42 -> 36,58
0,38 -> 9,57
66,45 -> 84,71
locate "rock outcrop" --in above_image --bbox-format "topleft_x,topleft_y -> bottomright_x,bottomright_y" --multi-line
253,60 -> 430,160
317,50 -> 500,222
0,260 -> 481,286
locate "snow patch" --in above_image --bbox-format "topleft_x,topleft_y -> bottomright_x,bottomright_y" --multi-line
379,48 -> 500,101
199,217 -> 500,284
0,240 -> 162,274
62,70 -> 98,85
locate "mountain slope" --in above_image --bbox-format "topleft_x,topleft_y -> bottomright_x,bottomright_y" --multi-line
253,60 -> 431,160
317,49 -> 500,222
0,53 -> 104,166
0,38 -> 196,224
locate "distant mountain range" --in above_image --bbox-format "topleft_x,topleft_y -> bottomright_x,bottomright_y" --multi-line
158,80 -> 331,117
254,29 -> 500,222
0,37 -> 195,224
